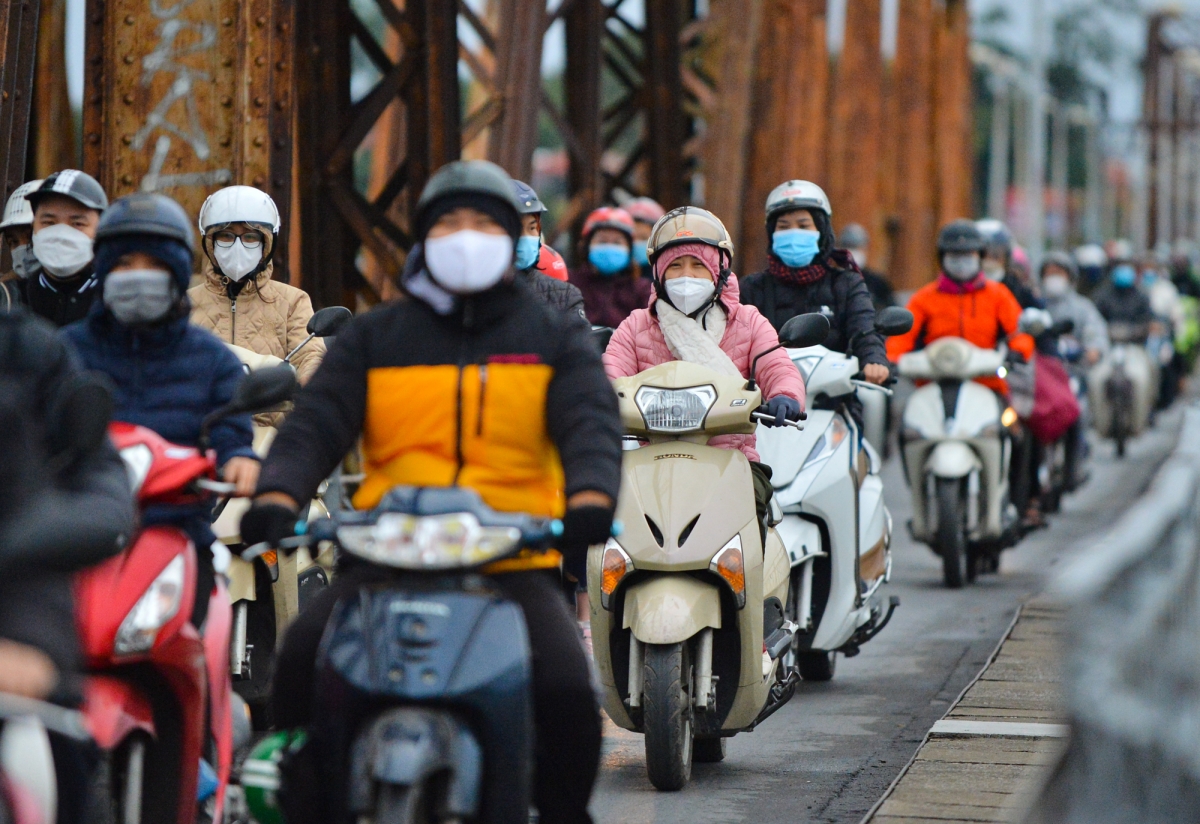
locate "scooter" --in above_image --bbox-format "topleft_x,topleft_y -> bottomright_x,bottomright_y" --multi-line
755,307 -> 911,682
897,338 -> 1020,587
75,366 -> 296,824
0,696 -> 88,824
213,305 -> 351,724
588,313 -> 831,790
1089,322 -> 1157,458
240,486 -> 562,824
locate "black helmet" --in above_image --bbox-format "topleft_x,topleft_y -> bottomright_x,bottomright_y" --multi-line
94,193 -> 196,254
511,180 -> 547,215
415,160 -> 522,241
840,223 -> 869,249
937,220 -> 985,254
26,169 -> 108,212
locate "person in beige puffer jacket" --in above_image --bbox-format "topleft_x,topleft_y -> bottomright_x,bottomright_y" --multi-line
188,185 -> 325,387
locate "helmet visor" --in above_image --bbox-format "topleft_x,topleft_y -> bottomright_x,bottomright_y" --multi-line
647,209 -> 731,259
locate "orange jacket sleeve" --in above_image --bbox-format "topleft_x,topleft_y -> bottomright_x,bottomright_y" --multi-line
995,285 -> 1034,359
886,287 -> 929,362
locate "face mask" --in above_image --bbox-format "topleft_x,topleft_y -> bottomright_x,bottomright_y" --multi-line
10,244 -> 39,280
633,243 -> 650,267
515,236 -> 541,271
1142,270 -> 1158,287
103,269 -> 175,326
33,224 -> 94,279
664,276 -> 716,316
424,230 -> 513,294
943,253 -> 981,282
772,229 -> 821,268
847,248 -> 867,270
982,259 -> 1006,282
213,238 -> 264,282
589,243 -> 631,275
1112,265 -> 1136,288
1042,274 -> 1070,298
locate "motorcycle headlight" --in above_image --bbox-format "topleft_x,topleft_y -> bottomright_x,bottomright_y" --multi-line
336,513 -> 523,569
710,534 -> 746,608
801,416 -> 850,470
599,538 -> 633,610
634,385 -> 717,433
119,444 -> 154,496
115,555 -> 185,656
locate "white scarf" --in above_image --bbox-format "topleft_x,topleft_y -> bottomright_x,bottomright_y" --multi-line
656,299 -> 741,377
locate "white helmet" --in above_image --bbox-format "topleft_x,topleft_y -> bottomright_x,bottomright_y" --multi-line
766,180 -> 832,222
198,185 -> 281,234
0,180 -> 44,231
1074,244 -> 1107,269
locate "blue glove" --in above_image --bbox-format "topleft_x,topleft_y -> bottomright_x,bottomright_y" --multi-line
760,396 -> 802,427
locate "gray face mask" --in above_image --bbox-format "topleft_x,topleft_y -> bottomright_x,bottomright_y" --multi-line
103,269 -> 175,326
10,244 -> 39,280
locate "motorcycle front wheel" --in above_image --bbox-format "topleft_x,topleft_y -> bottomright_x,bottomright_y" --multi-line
642,642 -> 694,791
936,478 -> 968,589
374,782 -> 430,823
797,650 -> 836,682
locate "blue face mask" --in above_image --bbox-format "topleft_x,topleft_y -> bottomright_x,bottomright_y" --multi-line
772,229 -> 821,268
515,236 -> 541,270
633,242 -> 650,267
589,243 -> 631,275
1112,265 -> 1136,288
1142,270 -> 1158,287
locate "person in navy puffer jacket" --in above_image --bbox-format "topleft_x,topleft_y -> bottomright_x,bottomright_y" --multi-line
61,192 -> 257,628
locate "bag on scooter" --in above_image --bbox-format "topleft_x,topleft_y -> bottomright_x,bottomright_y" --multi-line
1029,355 -> 1081,444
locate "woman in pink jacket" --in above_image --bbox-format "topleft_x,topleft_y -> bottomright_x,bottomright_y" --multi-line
603,206 -> 805,528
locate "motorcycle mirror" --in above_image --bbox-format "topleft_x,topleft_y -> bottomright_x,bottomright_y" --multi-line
778,313 -> 830,349
591,325 -> 614,354
1050,318 -> 1075,337
229,364 -> 298,414
307,306 -> 352,338
55,373 -> 114,457
875,306 -> 914,337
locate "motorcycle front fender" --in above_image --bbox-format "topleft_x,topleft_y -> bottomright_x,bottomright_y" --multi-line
926,441 -> 981,478
622,575 -> 722,645
81,675 -> 155,749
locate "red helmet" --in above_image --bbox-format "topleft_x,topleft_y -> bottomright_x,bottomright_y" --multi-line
582,207 -> 635,241
537,244 -> 569,281
625,197 -> 665,226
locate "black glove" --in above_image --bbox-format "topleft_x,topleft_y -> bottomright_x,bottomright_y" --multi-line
760,395 -> 802,427
240,501 -> 300,549
559,505 -> 615,581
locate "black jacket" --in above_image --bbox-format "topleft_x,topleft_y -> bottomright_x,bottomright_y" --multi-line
18,268 -> 101,328
861,268 -> 895,312
1092,283 -> 1154,326
518,267 -> 588,324
740,261 -> 888,367
1002,271 -> 1042,310
257,278 -> 623,514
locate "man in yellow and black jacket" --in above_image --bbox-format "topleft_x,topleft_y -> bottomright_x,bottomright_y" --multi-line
240,160 -> 621,824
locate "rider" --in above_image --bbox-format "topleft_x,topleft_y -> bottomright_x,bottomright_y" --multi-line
1073,243 -> 1108,296
976,218 -> 1041,309
568,205 -> 652,328
20,170 -> 109,327
59,193 -> 258,628
240,160 -> 622,824
1040,251 -> 1108,366
0,180 -> 44,310
603,206 -> 805,532
625,195 -> 666,269
839,222 -> 895,311
189,185 -> 325,387
1092,253 -> 1153,330
512,179 -> 586,321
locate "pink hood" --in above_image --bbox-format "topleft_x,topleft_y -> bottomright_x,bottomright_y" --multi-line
603,274 -> 805,462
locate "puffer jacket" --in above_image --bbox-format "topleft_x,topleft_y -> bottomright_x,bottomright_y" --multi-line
188,261 -> 325,383
518,267 -> 587,324
602,275 -> 805,462
568,262 -> 653,328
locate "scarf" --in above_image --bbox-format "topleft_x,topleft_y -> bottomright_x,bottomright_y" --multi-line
768,248 -> 860,287
656,299 -> 740,377
936,272 -> 987,294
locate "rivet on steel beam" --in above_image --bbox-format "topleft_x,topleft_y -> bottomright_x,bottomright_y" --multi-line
221,96 -> 233,107
253,177 -> 265,187
122,135 -> 132,145
124,15 -> 135,24
274,99 -> 286,110
275,138 -> 287,149
277,22 -> 289,33
123,54 -> 135,65
255,56 -> 266,67
90,55 -> 102,66
1,91 -> 7,101
220,136 -> 232,147
223,57 -> 234,68
274,178 -> 284,187
275,61 -> 287,71
256,16 -> 266,27
253,137 -> 264,147
120,174 -> 133,185
254,97 -> 265,107
123,94 -> 134,105
87,133 -> 100,144
90,94 -> 102,105
222,17 -> 233,26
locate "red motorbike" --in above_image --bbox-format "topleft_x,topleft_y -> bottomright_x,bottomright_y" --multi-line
74,367 -> 295,824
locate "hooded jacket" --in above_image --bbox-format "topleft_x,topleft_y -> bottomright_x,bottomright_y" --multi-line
602,275 -> 805,462
568,262 -> 653,329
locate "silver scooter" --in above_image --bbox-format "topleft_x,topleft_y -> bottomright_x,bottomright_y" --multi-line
756,307 -> 911,680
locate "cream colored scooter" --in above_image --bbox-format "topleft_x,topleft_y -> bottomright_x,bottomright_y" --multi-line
588,314 -> 829,791
213,305 -> 351,722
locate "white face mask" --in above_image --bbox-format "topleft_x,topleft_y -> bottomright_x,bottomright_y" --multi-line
10,244 -> 39,279
213,238 -> 263,281
943,253 -> 981,282
103,269 -> 175,326
664,276 -> 716,315
33,224 -> 94,279
981,259 -> 1006,282
1042,274 -> 1070,298
424,230 -> 513,295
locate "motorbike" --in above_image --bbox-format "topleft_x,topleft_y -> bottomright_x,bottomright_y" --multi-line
0,696 -> 88,824
755,306 -> 912,682
213,305 -> 351,725
897,338 -> 1020,587
587,313 -> 831,790
75,365 -> 296,824
1089,321 -> 1157,458
240,486 -> 563,824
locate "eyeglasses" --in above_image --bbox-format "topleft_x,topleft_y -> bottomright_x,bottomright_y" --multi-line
211,230 -> 265,249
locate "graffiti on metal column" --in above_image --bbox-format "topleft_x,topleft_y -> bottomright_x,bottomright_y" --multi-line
132,0 -> 232,192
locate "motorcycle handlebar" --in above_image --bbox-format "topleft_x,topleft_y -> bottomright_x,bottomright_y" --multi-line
752,410 -> 805,429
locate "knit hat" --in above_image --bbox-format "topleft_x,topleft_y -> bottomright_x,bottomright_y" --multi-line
94,235 -> 194,292
656,241 -> 721,281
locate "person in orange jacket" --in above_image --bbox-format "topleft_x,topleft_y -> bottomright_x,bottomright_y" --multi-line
887,219 -> 1033,395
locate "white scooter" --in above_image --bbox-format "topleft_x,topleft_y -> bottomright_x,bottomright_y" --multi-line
897,337 -> 1021,587
756,307 -> 911,680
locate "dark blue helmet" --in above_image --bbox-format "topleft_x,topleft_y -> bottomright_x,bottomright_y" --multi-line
512,180 -> 547,215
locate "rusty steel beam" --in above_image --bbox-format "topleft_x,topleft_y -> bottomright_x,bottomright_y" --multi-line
30,0 -> 75,178
0,0 -> 40,202
83,0 -> 295,275
484,0 -> 547,180
933,0 -> 972,230
642,0 -> 688,210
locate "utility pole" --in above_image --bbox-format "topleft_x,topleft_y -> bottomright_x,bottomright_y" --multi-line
1026,0 -> 1047,270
